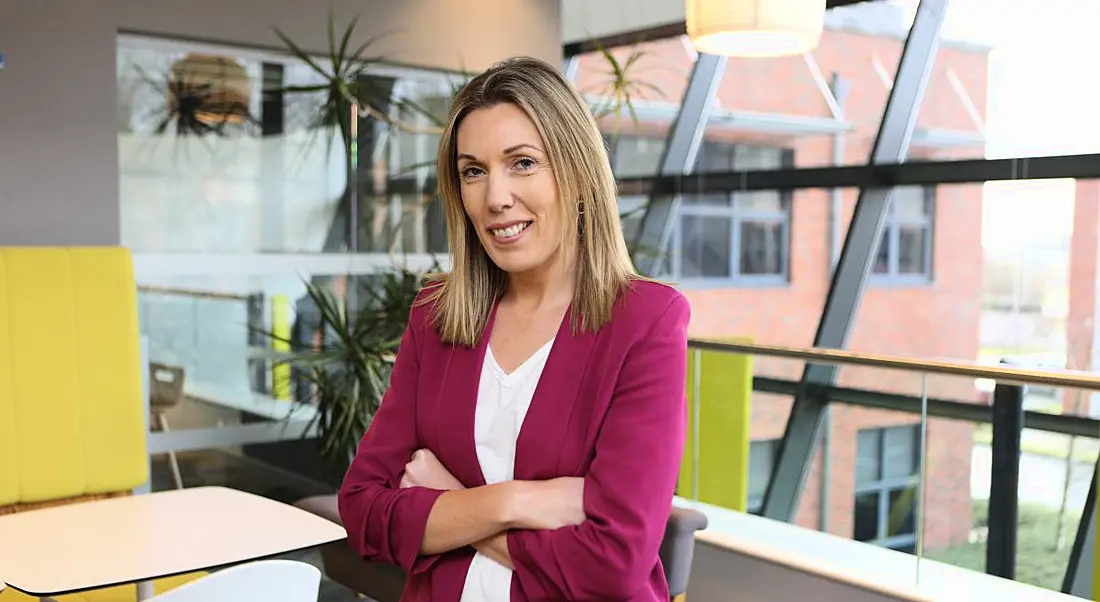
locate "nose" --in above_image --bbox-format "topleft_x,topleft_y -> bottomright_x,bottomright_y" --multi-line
486,171 -> 514,213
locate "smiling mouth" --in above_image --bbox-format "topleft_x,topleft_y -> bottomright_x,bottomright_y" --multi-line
489,221 -> 532,238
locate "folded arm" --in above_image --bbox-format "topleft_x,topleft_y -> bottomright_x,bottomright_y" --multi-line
505,295 -> 691,600
338,298 -> 516,573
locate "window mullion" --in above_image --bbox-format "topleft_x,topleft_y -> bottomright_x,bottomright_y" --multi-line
731,208 -> 742,279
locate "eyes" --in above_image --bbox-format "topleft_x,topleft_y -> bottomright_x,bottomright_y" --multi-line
459,156 -> 538,181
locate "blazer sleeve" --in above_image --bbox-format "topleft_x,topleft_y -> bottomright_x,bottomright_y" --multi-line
337,300 -> 446,575
507,293 -> 691,600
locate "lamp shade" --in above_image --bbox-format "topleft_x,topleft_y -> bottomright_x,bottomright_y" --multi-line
686,0 -> 826,58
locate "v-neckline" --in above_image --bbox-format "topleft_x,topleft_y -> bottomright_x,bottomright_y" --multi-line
486,337 -> 556,387
485,300 -> 570,376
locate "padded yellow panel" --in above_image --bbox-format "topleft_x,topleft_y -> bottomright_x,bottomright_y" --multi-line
0,572 -> 206,602
0,247 -> 148,506
677,338 -> 753,512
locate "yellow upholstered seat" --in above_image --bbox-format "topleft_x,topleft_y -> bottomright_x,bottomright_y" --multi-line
0,247 -> 201,599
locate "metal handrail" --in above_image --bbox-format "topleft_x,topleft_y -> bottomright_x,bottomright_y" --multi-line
138,285 -> 252,302
689,338 -> 1100,391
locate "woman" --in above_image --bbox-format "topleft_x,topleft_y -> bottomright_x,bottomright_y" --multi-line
338,55 -> 690,601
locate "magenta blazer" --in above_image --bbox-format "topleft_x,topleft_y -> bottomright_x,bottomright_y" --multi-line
338,280 -> 690,601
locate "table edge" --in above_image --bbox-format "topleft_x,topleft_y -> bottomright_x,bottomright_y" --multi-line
0,537 -> 347,598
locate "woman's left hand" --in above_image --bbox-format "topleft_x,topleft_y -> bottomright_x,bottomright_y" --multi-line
400,448 -> 466,491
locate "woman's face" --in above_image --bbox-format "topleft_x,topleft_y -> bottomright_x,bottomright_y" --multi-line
455,102 -> 565,276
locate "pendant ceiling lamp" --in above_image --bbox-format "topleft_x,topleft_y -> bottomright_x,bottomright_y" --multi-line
686,0 -> 826,58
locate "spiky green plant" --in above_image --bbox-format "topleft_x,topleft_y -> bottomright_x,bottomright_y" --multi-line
260,263 -> 435,477
273,9 -> 394,154
584,40 -> 665,142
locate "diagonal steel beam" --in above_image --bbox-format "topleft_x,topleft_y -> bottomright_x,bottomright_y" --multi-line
760,0 -> 951,523
631,53 -> 727,276
1063,458 -> 1098,596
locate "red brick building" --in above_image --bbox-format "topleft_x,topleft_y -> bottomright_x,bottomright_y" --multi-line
575,11 -> 988,552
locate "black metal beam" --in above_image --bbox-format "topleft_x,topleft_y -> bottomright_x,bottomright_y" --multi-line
615,153 -> 1100,196
747,375 -> 1100,439
1063,458 -> 1098,596
631,53 -> 728,276
760,0 -> 950,523
987,382 -> 1025,579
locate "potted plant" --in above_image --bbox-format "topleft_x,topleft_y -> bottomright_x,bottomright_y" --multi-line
263,264 -> 431,484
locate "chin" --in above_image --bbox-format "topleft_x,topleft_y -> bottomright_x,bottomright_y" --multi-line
486,254 -> 541,274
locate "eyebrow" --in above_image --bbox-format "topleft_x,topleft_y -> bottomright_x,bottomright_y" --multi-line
457,143 -> 544,163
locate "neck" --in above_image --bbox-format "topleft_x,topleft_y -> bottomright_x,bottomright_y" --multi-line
505,248 -> 575,309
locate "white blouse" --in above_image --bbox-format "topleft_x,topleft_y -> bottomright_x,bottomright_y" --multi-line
459,338 -> 555,602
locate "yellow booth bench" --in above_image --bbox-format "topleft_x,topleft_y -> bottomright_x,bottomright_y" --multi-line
0,247 -> 203,601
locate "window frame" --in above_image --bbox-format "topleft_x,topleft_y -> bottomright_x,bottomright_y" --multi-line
870,185 -> 936,286
852,425 -> 922,552
608,136 -> 794,288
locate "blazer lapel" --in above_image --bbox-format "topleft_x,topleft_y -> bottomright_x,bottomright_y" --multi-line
436,305 -> 497,489
514,307 -> 597,481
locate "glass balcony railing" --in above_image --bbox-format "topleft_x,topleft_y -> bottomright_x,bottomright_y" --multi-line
682,337 -> 1100,598
138,280 -> 1100,597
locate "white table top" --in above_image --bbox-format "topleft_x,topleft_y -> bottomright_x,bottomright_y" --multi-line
0,486 -> 346,597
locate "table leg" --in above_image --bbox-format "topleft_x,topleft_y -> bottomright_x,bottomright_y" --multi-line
136,580 -> 154,601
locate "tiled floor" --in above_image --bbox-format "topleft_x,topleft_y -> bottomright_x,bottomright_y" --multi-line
150,449 -> 370,602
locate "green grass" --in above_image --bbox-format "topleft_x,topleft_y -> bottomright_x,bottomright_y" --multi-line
925,500 -> 1081,591
973,425 -> 1099,463
979,346 -> 1059,358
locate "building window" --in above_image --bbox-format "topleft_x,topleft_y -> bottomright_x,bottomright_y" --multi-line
853,425 -> 921,553
609,137 -> 792,286
872,186 -> 934,282
748,439 -> 780,513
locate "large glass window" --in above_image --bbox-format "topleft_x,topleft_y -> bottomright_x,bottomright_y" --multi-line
117,34 -> 458,460
116,35 -> 452,256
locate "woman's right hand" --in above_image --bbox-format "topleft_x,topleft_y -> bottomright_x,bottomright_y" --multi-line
509,477 -> 586,531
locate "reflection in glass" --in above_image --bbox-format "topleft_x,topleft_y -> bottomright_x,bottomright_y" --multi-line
117,35 -> 452,256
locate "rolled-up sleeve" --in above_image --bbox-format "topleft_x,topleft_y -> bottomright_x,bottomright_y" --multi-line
507,294 -> 691,600
337,300 -> 445,574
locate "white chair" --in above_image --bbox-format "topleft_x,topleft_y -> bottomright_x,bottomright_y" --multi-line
146,560 -> 321,601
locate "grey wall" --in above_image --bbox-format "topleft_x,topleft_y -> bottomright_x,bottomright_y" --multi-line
0,0 -> 561,246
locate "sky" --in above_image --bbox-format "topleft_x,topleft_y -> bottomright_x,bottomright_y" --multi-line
895,0 -> 1100,254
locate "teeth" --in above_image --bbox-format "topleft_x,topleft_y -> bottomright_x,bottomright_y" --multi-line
491,222 -> 530,238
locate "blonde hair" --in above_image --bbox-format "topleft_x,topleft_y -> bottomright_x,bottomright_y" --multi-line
422,56 -> 639,347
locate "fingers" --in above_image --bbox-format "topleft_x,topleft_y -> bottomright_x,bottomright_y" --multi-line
412,448 -> 436,462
